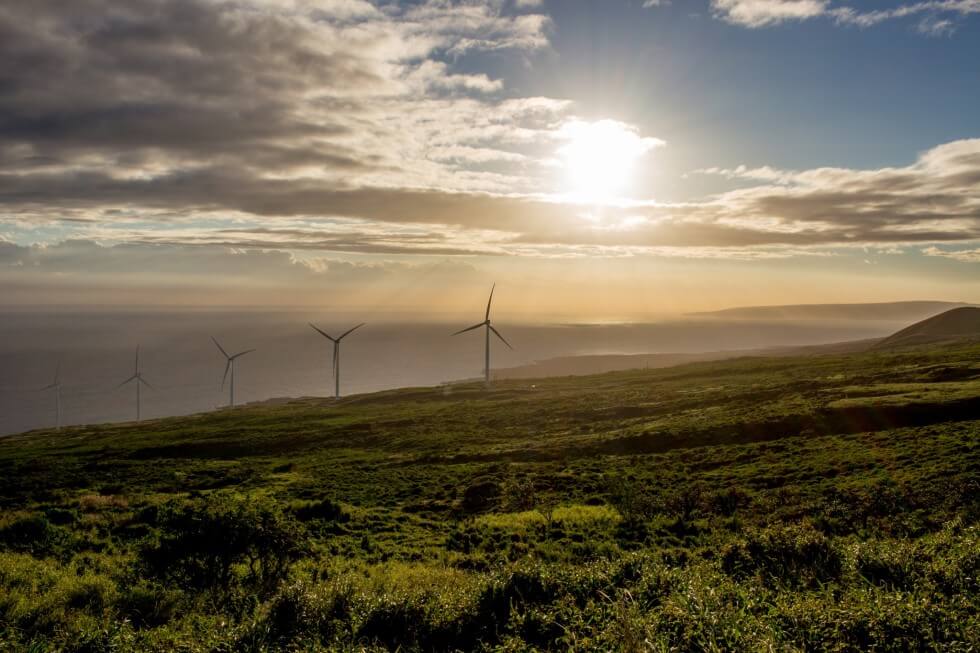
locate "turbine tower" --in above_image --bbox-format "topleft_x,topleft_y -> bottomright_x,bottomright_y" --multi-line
309,322 -> 365,399
118,346 -> 152,421
212,337 -> 255,407
41,361 -> 63,430
453,283 -> 512,387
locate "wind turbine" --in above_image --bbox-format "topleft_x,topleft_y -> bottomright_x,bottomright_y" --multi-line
309,322 -> 365,399
212,337 -> 255,407
118,346 -> 152,421
41,361 -> 63,430
453,283 -> 512,387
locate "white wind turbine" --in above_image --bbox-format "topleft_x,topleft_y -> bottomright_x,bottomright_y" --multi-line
453,283 -> 512,387
309,322 -> 365,399
212,337 -> 255,407
40,361 -> 63,430
118,346 -> 152,421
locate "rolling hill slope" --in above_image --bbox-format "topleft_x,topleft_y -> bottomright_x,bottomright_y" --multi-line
0,341 -> 979,651
876,306 -> 980,349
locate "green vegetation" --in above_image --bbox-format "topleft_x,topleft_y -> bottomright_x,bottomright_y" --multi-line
1,342 -> 979,651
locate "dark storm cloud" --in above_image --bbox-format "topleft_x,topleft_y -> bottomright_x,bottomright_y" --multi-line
0,0 -> 383,172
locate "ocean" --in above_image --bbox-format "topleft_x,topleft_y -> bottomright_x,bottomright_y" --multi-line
0,308 -> 906,435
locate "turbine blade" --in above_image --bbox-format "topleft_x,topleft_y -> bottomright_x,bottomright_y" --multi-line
332,343 -> 338,371
138,376 -> 154,390
41,383 -> 58,391
221,361 -> 231,389
117,374 -> 138,389
309,323 -> 336,341
211,336 -> 229,359
135,345 -> 140,373
489,325 -> 513,350
231,348 -> 256,359
338,323 -> 365,340
452,322 -> 486,336
54,360 -> 61,385
485,283 -> 495,321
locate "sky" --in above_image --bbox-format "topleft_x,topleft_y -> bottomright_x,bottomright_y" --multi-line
1,0 -> 979,319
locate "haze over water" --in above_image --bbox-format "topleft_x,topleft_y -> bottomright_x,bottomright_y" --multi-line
0,308 -> 916,436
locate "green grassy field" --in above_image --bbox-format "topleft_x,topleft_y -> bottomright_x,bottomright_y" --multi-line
1,342 -> 979,651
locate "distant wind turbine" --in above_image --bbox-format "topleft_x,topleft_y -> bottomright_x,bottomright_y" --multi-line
309,322 -> 365,399
453,283 -> 512,387
212,337 -> 255,407
118,346 -> 152,421
41,361 -> 63,430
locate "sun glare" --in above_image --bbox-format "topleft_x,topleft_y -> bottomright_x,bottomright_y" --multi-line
558,119 -> 662,204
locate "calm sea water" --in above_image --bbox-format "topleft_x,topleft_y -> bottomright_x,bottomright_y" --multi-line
0,309 -> 904,435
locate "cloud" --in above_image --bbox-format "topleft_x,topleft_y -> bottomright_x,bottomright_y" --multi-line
711,0 -> 829,27
695,0 -> 980,32
0,0 -> 557,194
0,238 -> 486,305
4,137 -> 980,253
922,245 -> 980,262
2,0 -> 979,268
916,14 -> 957,35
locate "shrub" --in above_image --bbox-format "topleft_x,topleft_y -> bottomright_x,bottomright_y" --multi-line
42,507 -> 78,526
116,582 -> 182,628
291,498 -> 348,523
141,494 -> 309,600
606,475 -> 657,524
0,515 -> 68,556
705,486 -> 751,517
721,524 -> 843,587
501,474 -> 537,512
662,484 -> 706,520
853,540 -> 921,590
460,478 -> 501,514
261,580 -> 352,646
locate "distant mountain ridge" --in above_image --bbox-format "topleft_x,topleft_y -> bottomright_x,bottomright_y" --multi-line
875,307 -> 980,349
690,301 -> 974,322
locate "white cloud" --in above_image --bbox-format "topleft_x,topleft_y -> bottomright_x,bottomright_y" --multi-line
685,0 -> 980,32
916,15 -> 957,35
922,245 -> 980,262
711,0 -> 829,27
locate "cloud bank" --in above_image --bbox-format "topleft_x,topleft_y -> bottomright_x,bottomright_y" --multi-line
1,0 -> 979,309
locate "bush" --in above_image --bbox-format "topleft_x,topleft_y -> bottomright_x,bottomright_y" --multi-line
721,524 -> 843,587
0,515 -> 68,556
261,581 -> 352,645
501,474 -> 537,512
141,494 -> 309,600
116,582 -> 182,628
43,507 -> 78,526
291,498 -> 348,523
853,540 -> 921,590
606,475 -> 657,524
705,486 -> 751,517
460,478 -> 501,514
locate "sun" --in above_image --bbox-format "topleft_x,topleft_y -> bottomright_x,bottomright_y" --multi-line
557,119 -> 662,204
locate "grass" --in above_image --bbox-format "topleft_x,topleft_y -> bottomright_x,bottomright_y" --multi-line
0,341 -> 978,650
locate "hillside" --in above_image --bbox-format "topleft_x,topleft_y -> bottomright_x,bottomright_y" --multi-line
1,342 -> 979,651
496,339 -> 878,380
876,306 -> 980,349
690,300 -> 972,321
